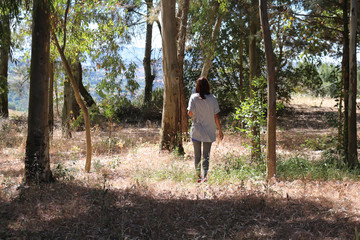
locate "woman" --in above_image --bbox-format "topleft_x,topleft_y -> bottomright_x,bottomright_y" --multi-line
187,76 -> 223,183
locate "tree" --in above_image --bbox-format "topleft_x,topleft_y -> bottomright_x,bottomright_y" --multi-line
341,0 -> 349,161
0,12 -> 10,118
143,0 -> 156,104
52,33 -> 93,173
347,0 -> 357,167
24,0 -> 53,184
0,0 -> 24,117
259,0 -> 276,179
200,1 -> 224,78
49,60 -> 55,134
176,0 -> 190,134
249,0 -> 262,161
160,0 -> 183,152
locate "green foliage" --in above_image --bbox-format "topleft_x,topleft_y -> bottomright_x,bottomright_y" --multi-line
318,63 -> 341,98
211,154 -> 265,184
136,163 -> 194,183
95,62 -> 139,121
277,154 -> 360,181
53,162 -> 75,182
233,77 -> 266,161
302,135 -> 329,151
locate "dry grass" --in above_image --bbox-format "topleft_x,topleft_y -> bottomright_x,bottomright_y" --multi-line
1,96 -> 360,239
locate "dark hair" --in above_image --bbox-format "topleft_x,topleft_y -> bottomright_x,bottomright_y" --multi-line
195,76 -> 210,99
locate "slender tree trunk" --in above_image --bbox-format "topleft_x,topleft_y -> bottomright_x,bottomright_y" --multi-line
143,0 -> 155,104
342,0 -> 349,163
160,0 -> 183,152
25,0 -> 53,184
200,2 -> 223,78
260,0 -> 276,179
348,0 -> 358,167
62,75 -> 72,138
71,60 -> 81,119
239,40 -> 245,102
176,0 -> 190,134
249,0 -> 261,161
54,63 -> 60,118
52,32 -> 93,172
0,13 -> 10,118
77,61 -> 96,108
49,60 -> 54,134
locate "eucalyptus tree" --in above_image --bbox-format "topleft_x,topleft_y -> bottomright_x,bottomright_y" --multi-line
287,0 -> 358,164
25,0 -> 53,184
0,0 -> 25,117
142,0 -> 159,105
259,0 -> 276,179
51,0 -> 137,172
176,0 -> 190,134
160,0 -> 183,151
0,10 -> 10,118
348,0 -> 357,167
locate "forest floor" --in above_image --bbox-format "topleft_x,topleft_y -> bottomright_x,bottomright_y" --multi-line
1,95 -> 360,239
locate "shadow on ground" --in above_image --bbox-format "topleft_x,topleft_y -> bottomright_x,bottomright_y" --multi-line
1,182 -> 358,239
278,106 -> 338,130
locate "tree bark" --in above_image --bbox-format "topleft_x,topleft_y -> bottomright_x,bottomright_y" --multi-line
176,0 -> 190,134
143,0 -> 155,104
348,0 -> 358,167
160,0 -> 183,152
259,0 -> 276,179
342,0 -> 349,163
249,0 -> 261,161
49,60 -> 54,134
0,13 -> 10,118
52,32 -> 93,172
77,61 -> 96,108
71,61 -> 81,119
62,75 -> 72,138
25,0 -> 53,184
200,2 -> 223,78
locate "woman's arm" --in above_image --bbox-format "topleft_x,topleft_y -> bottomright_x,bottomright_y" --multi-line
215,114 -> 223,140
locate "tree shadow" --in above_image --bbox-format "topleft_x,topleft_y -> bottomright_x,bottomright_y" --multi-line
278,106 -> 338,131
1,182 -> 358,239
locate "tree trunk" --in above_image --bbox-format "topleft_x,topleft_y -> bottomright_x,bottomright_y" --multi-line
160,0 -> 183,152
342,0 -> 349,163
49,60 -> 54,134
0,13 -> 10,118
249,0 -> 261,161
77,61 -> 96,108
71,60 -> 81,119
52,32 -> 93,172
143,0 -> 155,104
348,0 -> 358,167
200,2 -> 223,78
239,39 -> 245,102
176,0 -> 190,134
54,62 -> 61,118
260,0 -> 276,179
62,75 -> 72,138
25,0 -> 53,184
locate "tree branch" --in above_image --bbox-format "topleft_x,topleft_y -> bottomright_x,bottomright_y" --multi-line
62,0 -> 71,52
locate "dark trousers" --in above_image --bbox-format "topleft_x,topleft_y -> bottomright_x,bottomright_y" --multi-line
192,141 -> 212,178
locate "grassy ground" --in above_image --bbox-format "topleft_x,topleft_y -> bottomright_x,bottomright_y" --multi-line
1,95 -> 360,239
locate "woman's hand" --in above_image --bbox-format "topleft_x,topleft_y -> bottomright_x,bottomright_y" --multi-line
218,129 -> 224,141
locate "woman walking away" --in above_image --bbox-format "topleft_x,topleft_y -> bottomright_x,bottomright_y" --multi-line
187,76 -> 224,183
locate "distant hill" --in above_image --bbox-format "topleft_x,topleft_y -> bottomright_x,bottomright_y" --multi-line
7,46 -> 163,112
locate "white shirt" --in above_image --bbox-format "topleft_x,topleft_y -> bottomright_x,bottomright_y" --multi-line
187,93 -> 220,142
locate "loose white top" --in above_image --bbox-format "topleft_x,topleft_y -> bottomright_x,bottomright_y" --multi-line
187,93 -> 220,142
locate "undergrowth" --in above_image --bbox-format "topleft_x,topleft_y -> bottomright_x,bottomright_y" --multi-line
277,153 -> 360,181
